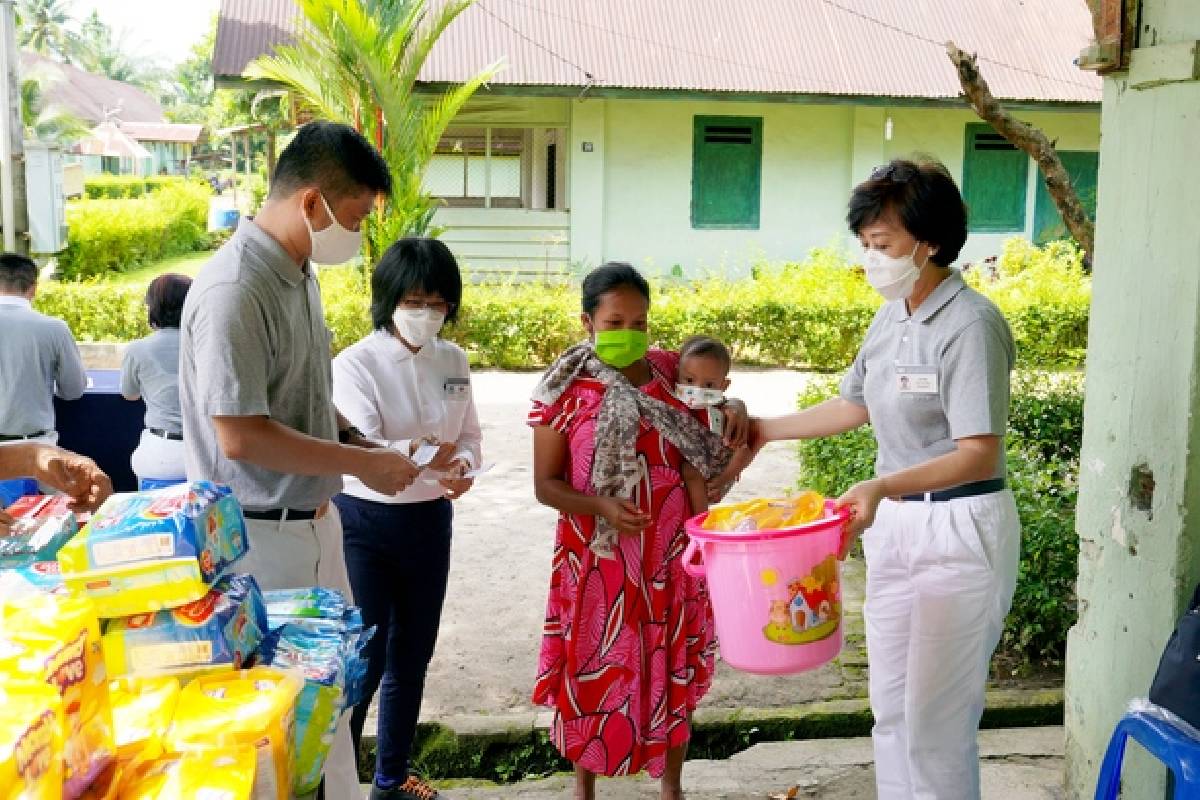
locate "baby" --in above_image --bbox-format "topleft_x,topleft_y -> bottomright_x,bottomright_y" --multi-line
676,335 -> 754,514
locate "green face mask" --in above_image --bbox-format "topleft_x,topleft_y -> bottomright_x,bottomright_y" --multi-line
593,328 -> 649,368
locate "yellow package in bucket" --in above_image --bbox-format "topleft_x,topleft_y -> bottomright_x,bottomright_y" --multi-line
0,682 -> 63,800
108,676 -> 180,763
0,592 -> 115,799
703,491 -> 826,532
166,667 -> 302,800
118,746 -> 255,800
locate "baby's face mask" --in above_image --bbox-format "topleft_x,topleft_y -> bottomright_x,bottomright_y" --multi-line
675,384 -> 726,409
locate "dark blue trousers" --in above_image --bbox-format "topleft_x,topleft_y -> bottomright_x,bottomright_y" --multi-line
333,493 -> 453,782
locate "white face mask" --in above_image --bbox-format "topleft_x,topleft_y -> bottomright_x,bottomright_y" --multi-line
304,193 -> 362,265
392,308 -> 445,349
863,242 -> 926,302
676,384 -> 726,409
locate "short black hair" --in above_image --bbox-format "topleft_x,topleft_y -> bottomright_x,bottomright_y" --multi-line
581,262 -> 651,315
269,120 -> 392,201
370,238 -> 463,330
145,273 -> 192,329
680,335 -> 731,372
846,159 -> 968,267
0,253 -> 37,293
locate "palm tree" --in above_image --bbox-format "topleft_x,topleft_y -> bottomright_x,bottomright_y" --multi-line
17,0 -> 79,63
20,60 -> 89,142
246,0 -> 501,263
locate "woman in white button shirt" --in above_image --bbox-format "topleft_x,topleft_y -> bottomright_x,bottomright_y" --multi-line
331,238 -> 481,800
752,160 -> 1018,800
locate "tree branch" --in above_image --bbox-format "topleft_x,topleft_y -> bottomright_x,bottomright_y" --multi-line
946,41 -> 1094,262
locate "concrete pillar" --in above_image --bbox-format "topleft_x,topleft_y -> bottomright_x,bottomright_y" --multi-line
1065,2 -> 1200,797
569,99 -> 606,268
529,127 -> 549,211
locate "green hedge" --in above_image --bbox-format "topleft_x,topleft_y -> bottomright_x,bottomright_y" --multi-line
795,370 -> 1083,667
42,239 -> 1090,373
58,182 -> 213,280
82,175 -> 190,199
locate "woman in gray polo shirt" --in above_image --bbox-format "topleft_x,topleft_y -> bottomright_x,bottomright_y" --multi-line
121,273 -> 191,489
754,159 -> 1018,800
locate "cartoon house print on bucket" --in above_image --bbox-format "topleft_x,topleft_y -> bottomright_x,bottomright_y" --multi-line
763,554 -> 841,645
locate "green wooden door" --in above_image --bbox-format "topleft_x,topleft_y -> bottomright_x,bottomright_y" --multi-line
1033,151 -> 1099,243
963,123 -> 1029,232
692,116 -> 762,229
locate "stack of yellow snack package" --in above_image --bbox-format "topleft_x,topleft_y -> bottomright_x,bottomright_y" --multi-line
702,490 -> 827,532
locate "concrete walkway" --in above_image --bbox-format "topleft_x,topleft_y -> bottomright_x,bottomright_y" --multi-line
397,369 -> 872,730
386,727 -> 1066,799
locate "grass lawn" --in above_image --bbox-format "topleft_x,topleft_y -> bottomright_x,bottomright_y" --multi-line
97,250 -> 216,287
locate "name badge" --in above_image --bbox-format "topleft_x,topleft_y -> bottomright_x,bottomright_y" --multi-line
896,365 -> 938,394
444,378 -> 470,400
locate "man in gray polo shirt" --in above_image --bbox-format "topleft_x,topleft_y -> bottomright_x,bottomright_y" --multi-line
180,121 -> 418,799
0,253 -> 86,444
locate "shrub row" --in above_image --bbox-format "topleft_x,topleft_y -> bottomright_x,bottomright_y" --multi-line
42,239 -> 1090,373
58,182 -> 213,280
82,175 -> 191,199
794,370 -> 1083,667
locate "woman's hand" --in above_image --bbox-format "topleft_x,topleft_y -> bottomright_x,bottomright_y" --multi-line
834,478 -> 887,559
595,497 -> 652,535
33,445 -> 112,512
720,399 -> 750,448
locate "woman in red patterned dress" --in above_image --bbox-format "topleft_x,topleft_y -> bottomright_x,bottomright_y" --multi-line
529,263 -> 740,800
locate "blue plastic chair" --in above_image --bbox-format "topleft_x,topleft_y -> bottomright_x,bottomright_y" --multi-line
0,477 -> 38,507
137,477 -> 186,492
1095,710 -> 1200,799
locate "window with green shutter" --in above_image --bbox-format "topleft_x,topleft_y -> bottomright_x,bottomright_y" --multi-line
692,116 -> 762,229
962,123 -> 1029,232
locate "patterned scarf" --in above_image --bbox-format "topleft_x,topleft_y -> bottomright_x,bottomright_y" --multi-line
533,343 -> 733,558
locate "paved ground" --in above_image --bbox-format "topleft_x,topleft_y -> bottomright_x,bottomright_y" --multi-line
384,368 -> 871,731
367,727 -> 1066,799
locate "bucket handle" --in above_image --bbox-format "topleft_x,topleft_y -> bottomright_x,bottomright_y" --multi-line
682,538 -> 705,577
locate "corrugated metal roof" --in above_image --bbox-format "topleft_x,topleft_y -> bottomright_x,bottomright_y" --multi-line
20,51 -> 164,124
72,122 -> 154,160
213,0 -> 1101,103
119,122 -> 206,144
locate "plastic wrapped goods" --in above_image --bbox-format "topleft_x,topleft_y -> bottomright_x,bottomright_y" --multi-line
102,574 -> 267,677
57,482 -> 248,617
0,592 -> 115,799
1,494 -> 78,570
166,667 -> 302,800
0,683 -> 63,800
118,747 -> 255,800
702,491 -> 826,533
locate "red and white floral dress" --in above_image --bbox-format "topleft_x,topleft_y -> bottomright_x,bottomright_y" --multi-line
527,348 -> 717,778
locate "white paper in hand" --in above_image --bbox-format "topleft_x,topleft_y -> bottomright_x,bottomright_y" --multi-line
412,443 -> 441,468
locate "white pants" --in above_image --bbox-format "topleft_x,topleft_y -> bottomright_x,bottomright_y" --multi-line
241,505 -> 360,800
130,429 -> 187,485
862,490 -> 1020,800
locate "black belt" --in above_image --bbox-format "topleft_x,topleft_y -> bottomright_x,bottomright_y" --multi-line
243,507 -> 320,521
0,430 -> 48,441
147,427 -> 184,441
898,478 -> 1006,503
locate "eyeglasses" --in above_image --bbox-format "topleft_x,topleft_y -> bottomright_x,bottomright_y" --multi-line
870,162 -> 918,183
399,298 -> 456,314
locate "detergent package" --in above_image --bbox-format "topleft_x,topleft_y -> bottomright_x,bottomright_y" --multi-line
262,586 -> 347,620
258,594 -> 372,796
102,574 -> 267,677
702,491 -> 826,533
57,482 -> 248,617
108,676 -> 180,763
0,683 -> 63,800
167,667 -> 302,800
119,747 -> 255,800
1,494 -> 79,570
0,592 -> 115,799
0,561 -> 65,599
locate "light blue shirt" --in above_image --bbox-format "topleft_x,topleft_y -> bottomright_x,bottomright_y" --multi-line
121,328 -> 183,435
0,295 -> 86,435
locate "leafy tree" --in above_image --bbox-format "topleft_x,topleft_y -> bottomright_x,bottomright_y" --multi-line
246,0 -> 500,263
20,58 -> 89,141
17,0 -> 78,62
163,15 -> 216,123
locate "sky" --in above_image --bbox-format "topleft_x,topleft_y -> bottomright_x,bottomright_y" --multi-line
74,0 -> 222,66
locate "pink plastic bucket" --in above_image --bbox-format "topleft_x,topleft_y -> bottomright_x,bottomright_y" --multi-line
683,501 -> 850,675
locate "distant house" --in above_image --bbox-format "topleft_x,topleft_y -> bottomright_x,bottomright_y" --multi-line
20,51 -> 207,177
213,0 -> 1102,274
